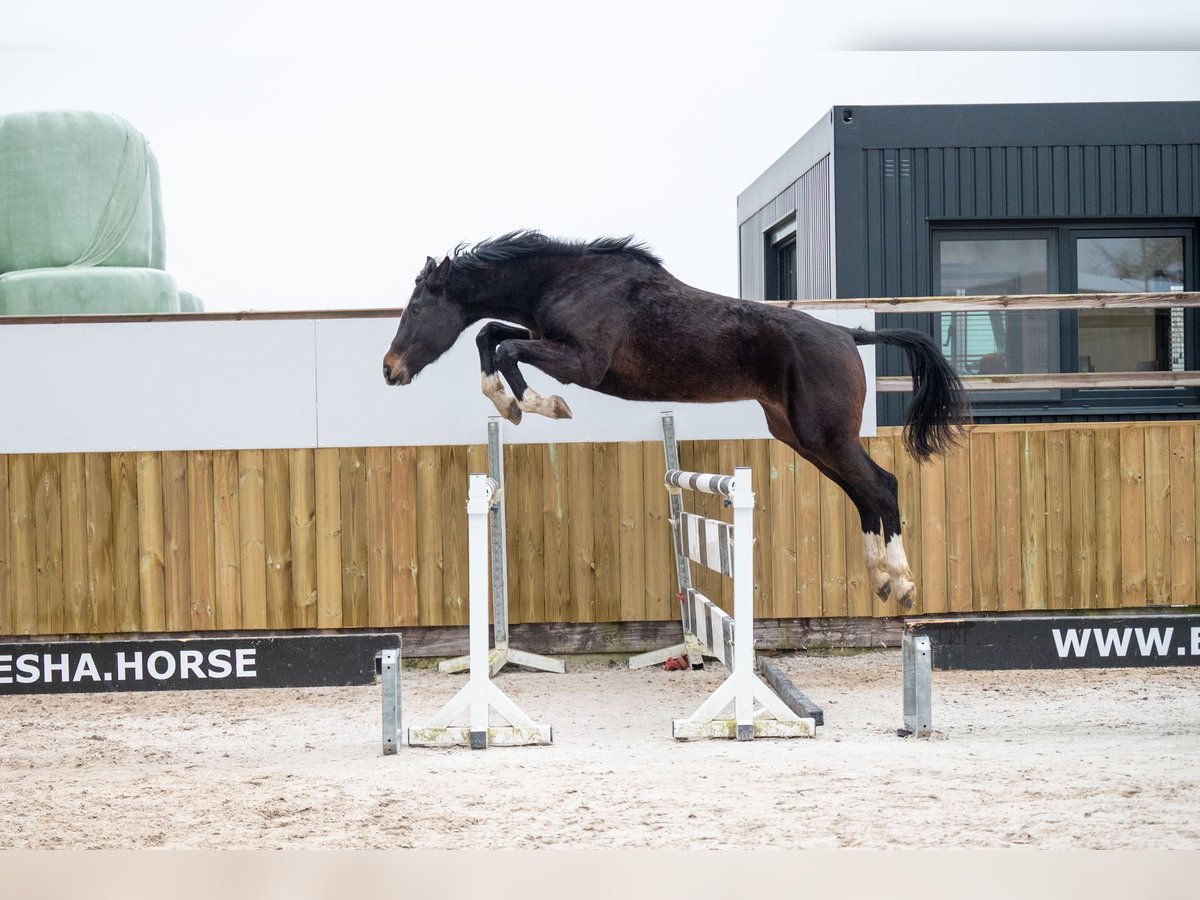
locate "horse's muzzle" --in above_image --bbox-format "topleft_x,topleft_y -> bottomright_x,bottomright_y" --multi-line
382,356 -> 411,386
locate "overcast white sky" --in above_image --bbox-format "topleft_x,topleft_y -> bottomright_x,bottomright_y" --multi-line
2,2 -> 1199,312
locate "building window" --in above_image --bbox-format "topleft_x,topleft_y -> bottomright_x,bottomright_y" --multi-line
932,223 -> 1195,415
935,232 -> 1059,376
765,217 -> 797,301
1075,235 -> 1185,372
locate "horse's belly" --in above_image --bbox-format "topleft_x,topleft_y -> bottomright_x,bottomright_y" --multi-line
595,362 -> 753,404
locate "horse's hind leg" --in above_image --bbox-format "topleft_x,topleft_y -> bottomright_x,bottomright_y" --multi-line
818,446 -> 914,608
761,404 -> 893,602
476,323 -> 529,423
763,400 -> 912,607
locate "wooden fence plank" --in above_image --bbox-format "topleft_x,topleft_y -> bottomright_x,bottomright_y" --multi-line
0,458 -> 7,633
969,433 -> 997,613
213,450 -> 241,630
542,444 -> 572,622
363,446 -> 391,628
387,446 -> 416,627
1094,429 -> 1122,609
995,432 -> 1023,612
1067,429 -> 1097,609
291,448 -> 319,628
819,467 -> 847,618
161,451 -> 190,632
1170,425 -> 1196,606
769,440 -> 799,619
263,449 -> 293,629
33,455 -> 64,634
413,445 -> 442,626
61,453 -> 90,633
135,453 -> 166,632
1019,431 -> 1048,611
439,446 -> 469,625
9,456 -> 36,635
592,442 -> 620,623
642,440 -> 673,621
237,450 -> 268,629
1119,427 -> 1147,607
617,442 -> 646,623
919,449 -> 949,615
315,448 -> 345,628
566,442 -> 596,622
944,437 -> 974,613
187,451 -> 216,631
1045,430 -> 1069,610
0,459 -> 9,635
1143,426 -> 1172,605
794,454 -> 824,618
104,453 -> 133,632
340,447 -> 369,627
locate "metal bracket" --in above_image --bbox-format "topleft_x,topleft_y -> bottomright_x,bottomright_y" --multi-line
902,633 -> 932,738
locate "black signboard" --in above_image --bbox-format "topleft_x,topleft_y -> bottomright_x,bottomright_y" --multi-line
906,615 -> 1200,671
0,633 -> 401,695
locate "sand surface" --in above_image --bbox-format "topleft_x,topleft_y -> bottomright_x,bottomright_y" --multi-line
2,650 -> 1197,849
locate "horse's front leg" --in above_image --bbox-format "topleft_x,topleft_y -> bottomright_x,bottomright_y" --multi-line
493,338 -> 611,422
476,322 -> 532,424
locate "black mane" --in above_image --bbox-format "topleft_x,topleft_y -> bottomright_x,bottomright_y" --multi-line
448,230 -> 662,272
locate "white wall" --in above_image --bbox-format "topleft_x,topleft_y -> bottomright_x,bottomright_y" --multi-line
0,313 -> 876,453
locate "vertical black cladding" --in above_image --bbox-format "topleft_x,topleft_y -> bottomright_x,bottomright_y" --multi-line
823,101 -> 1200,426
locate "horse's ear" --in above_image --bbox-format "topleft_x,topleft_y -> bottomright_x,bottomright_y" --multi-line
431,255 -> 452,285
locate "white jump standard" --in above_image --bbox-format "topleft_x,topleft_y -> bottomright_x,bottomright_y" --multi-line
665,465 -> 816,741
438,418 -> 565,677
408,473 -> 553,748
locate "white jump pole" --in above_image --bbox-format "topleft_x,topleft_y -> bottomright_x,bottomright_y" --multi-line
731,466 -> 755,738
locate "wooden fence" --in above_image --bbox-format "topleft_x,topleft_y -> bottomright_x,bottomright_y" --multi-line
1,420 -> 1196,638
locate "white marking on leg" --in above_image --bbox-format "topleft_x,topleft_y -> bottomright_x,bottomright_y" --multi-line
481,372 -> 520,422
862,532 -> 890,598
885,533 -> 917,607
518,388 -> 573,419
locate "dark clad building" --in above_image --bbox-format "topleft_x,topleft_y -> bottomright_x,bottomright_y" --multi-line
738,101 -> 1200,425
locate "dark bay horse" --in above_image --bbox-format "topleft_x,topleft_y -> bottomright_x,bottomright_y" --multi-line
383,231 -> 967,608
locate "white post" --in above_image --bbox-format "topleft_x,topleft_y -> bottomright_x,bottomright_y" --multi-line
467,473 -> 494,749
731,466 -> 755,741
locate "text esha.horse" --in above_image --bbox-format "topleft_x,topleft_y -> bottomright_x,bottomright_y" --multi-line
383,231 -> 968,608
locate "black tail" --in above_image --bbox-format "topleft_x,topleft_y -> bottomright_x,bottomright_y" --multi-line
848,327 -> 969,461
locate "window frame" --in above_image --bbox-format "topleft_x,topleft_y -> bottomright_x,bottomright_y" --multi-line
928,219 -> 1199,419
764,215 -> 798,302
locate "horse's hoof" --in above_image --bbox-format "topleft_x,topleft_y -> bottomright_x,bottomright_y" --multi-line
501,398 -> 522,425
546,395 -> 573,419
897,588 -> 916,610
874,581 -> 892,602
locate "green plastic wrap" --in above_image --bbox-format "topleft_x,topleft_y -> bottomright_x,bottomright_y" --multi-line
0,110 -> 165,274
0,268 -> 180,315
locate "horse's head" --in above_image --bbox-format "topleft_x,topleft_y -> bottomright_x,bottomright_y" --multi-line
383,255 -> 467,386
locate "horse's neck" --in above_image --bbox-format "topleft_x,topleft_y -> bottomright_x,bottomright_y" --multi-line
459,267 -> 546,328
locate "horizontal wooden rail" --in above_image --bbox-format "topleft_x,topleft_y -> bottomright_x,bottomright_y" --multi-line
879,371 -> 1200,392
771,291 -> 1200,313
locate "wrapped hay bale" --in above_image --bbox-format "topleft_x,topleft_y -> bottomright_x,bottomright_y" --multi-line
0,110 -> 184,313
